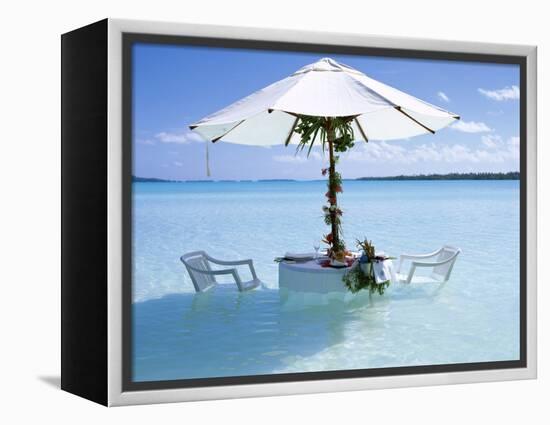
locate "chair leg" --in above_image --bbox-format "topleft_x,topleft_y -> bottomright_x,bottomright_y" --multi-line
406,265 -> 416,284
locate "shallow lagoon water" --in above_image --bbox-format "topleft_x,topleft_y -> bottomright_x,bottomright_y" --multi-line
132,180 -> 520,381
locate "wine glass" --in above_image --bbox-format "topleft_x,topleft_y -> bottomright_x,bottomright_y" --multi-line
313,240 -> 320,259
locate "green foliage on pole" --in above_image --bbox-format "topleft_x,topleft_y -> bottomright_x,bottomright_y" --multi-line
292,116 -> 358,259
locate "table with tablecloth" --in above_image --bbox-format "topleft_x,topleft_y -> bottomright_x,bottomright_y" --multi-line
278,257 -> 396,307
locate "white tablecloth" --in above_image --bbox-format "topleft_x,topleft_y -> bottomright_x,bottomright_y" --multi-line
279,260 -> 395,304
279,260 -> 347,293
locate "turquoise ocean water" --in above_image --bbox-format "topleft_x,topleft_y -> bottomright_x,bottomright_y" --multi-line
132,180 -> 520,381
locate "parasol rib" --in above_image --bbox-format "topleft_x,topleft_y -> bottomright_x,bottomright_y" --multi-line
284,117 -> 300,146
210,119 -> 246,143
394,106 -> 435,134
354,118 -> 369,143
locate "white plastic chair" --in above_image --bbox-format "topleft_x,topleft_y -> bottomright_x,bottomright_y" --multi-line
180,251 -> 262,293
396,245 -> 461,284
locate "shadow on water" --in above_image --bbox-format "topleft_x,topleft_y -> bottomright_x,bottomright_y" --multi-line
133,285 -> 376,382
133,282 -> 450,382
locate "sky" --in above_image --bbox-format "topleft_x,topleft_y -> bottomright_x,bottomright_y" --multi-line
132,43 -> 520,180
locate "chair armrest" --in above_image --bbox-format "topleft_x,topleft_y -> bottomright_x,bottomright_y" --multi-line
206,256 -> 258,280
207,268 -> 240,276
411,257 -> 456,268
184,263 -> 240,279
206,255 -> 251,267
399,254 -> 458,283
399,249 -> 442,261
398,248 -> 443,273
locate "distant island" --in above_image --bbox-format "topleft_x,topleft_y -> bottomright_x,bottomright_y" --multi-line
132,176 -> 183,183
133,172 -> 519,183
356,172 -> 519,181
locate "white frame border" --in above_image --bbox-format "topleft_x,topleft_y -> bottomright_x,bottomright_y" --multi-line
107,18 -> 537,406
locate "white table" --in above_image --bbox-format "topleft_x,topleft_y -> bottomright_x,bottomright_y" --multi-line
278,258 -> 396,307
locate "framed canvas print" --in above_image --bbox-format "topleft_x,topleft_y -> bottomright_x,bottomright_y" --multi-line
61,18 -> 537,406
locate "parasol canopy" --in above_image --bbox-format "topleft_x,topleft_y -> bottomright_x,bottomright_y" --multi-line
190,57 -> 459,145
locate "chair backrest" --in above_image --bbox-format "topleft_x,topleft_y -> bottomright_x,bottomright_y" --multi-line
181,251 -> 216,292
431,245 -> 461,281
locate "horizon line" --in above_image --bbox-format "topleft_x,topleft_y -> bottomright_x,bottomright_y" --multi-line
133,171 -> 520,183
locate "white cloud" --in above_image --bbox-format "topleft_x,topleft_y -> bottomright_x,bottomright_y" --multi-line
273,150 -> 323,164
173,161 -> 183,167
508,136 -> 520,148
437,91 -> 450,102
481,134 -> 502,149
451,120 -> 493,133
478,85 -> 520,101
309,151 -> 323,161
481,134 -> 519,154
347,137 -> 519,165
272,155 -> 309,164
155,131 -> 204,144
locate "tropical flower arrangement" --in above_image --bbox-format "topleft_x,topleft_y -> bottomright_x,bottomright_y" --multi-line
342,238 -> 391,295
321,167 -> 345,260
